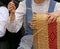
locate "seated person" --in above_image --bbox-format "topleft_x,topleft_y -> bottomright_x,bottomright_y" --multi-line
8,0 -> 60,49
0,1 -> 9,49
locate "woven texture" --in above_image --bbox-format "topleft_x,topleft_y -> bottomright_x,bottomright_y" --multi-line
30,13 -> 60,49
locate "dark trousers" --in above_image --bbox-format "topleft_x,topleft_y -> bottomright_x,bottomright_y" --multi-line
0,26 -> 24,49
6,26 -> 25,49
0,41 -> 10,49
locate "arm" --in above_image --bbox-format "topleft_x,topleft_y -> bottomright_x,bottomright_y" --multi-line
47,10 -> 60,24
0,7 -> 9,37
7,0 -> 26,33
47,2 -> 60,24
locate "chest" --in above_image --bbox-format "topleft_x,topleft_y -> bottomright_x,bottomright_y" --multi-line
32,5 -> 49,13
32,1 -> 49,13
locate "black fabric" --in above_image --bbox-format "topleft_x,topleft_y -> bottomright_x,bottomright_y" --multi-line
0,0 -> 10,7
0,41 -> 10,49
0,26 -> 25,49
6,26 -> 25,49
55,0 -> 60,2
0,1 -> 5,6
0,0 -> 24,49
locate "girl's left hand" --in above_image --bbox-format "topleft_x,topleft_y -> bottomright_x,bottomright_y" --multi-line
47,12 -> 59,24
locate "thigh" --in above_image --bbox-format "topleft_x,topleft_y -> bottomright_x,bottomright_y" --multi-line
17,35 -> 33,49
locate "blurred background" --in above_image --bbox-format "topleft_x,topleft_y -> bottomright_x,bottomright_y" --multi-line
55,0 -> 60,2
0,0 -> 60,7
0,0 -> 23,7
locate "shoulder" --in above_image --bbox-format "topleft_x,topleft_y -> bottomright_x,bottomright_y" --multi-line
0,6 -> 9,17
19,0 -> 26,6
16,0 -> 26,11
56,1 -> 60,6
0,6 -> 8,12
54,1 -> 60,11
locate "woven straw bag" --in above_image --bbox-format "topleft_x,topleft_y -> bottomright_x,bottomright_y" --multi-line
30,13 -> 60,49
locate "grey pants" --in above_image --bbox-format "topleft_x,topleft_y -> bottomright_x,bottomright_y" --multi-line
17,35 -> 33,49
0,41 -> 10,49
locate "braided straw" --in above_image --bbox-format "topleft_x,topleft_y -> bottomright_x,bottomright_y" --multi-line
30,13 -> 60,49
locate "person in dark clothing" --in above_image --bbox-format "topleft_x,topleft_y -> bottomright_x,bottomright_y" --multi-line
0,1 -> 10,49
0,0 -> 24,49
7,0 -> 24,49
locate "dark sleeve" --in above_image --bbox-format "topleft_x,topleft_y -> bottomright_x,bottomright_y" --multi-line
0,0 -> 10,6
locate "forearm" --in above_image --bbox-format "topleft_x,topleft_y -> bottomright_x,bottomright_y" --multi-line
0,22 -> 6,37
6,12 -> 16,33
7,13 -> 23,33
7,0 -> 26,32
54,10 -> 60,16
10,12 -> 15,21
0,7 -> 9,37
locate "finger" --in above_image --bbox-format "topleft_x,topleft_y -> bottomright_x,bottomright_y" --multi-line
10,2 -> 15,6
8,5 -> 12,10
52,16 -> 57,23
8,5 -> 16,12
13,5 -> 16,9
33,14 -> 36,17
8,7 -> 14,12
9,5 -> 15,9
31,18 -> 37,22
30,22 -> 36,29
48,16 -> 54,24
34,12 -> 37,14
31,20 -> 36,24
8,3 -> 15,9
11,0 -> 14,2
47,13 -> 51,18
9,2 -> 16,9
8,5 -> 13,9
46,14 -> 51,21
33,16 -> 36,19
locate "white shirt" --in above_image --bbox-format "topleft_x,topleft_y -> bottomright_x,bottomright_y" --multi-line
0,6 -> 9,37
7,0 -> 60,33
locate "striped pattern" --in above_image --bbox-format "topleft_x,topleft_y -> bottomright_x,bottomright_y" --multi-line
31,13 -> 60,49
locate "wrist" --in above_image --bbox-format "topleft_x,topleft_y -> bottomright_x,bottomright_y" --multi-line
54,11 -> 60,17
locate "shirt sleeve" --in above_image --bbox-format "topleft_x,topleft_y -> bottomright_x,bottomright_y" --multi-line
0,6 -> 9,37
54,2 -> 60,11
7,0 -> 26,33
